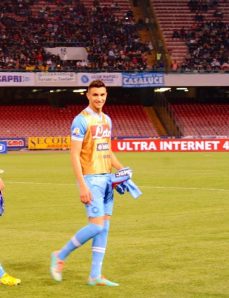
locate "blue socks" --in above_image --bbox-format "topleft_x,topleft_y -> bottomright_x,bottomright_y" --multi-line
90,220 -> 110,279
0,264 -> 5,277
58,223 -> 103,260
58,220 -> 110,279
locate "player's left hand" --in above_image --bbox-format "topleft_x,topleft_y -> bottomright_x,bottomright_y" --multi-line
115,183 -> 129,195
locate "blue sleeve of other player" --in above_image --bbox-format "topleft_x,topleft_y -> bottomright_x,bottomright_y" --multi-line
71,114 -> 87,141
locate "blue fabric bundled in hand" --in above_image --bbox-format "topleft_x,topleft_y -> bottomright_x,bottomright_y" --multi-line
115,183 -> 129,195
115,180 -> 142,199
111,168 -> 142,199
0,191 -> 5,216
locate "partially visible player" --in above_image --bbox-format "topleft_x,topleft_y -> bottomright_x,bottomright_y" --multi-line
50,80 -> 132,286
0,178 -> 21,286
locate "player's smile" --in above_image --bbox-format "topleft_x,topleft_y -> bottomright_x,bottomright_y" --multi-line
94,100 -> 104,107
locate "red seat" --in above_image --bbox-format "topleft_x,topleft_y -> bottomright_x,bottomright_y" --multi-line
0,104 -> 159,139
171,103 -> 229,136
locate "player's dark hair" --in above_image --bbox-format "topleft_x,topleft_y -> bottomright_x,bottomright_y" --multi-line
88,80 -> 106,90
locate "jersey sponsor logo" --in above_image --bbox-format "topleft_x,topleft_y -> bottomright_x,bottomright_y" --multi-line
97,142 -> 109,151
91,124 -> 111,139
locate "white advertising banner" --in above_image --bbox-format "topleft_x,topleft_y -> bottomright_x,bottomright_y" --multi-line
164,73 -> 229,87
0,72 -> 35,86
35,72 -> 76,86
77,73 -> 122,86
44,47 -> 88,61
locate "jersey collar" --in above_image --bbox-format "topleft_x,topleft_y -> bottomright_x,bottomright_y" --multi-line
86,106 -> 103,119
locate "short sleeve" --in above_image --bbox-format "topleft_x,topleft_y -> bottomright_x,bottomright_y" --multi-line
71,114 -> 87,141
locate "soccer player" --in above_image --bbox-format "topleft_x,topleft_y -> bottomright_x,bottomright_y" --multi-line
51,80 -> 130,286
0,178 -> 21,286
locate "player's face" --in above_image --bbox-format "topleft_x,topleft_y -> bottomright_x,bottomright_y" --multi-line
87,87 -> 107,113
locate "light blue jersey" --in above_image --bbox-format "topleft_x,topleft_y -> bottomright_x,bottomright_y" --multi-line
71,106 -> 112,175
71,106 -> 114,217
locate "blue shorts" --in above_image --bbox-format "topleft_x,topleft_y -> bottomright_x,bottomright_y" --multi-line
84,174 -> 114,218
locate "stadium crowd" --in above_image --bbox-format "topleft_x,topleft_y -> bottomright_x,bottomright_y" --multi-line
0,0 -> 228,72
0,0 -> 152,72
172,0 -> 229,72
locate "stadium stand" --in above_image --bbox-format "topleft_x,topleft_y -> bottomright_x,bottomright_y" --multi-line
104,104 -> 159,137
0,104 -> 158,139
1,0 -> 228,72
151,0 -> 229,71
0,0 -> 153,71
150,0 -> 189,67
82,0 -> 130,18
170,102 -> 229,136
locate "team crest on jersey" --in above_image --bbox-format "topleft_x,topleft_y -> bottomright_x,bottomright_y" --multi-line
73,127 -> 80,136
91,124 -> 111,139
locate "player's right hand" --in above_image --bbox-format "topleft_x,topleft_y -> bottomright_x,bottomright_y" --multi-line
79,184 -> 92,205
0,178 -> 5,191
115,183 -> 129,195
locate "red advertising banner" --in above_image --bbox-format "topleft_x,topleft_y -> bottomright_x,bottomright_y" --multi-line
112,139 -> 229,152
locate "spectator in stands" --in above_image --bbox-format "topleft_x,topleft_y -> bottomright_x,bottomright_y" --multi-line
172,29 -> 180,39
209,0 -> 218,8
171,59 -> 179,71
180,27 -> 187,39
195,12 -> 204,22
76,60 -> 88,70
110,1 -> 120,11
221,60 -> 229,71
213,9 -> 223,19
211,58 -> 221,71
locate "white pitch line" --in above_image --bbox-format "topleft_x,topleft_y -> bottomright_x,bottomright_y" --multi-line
140,185 -> 229,192
7,181 -> 74,186
6,181 -> 229,192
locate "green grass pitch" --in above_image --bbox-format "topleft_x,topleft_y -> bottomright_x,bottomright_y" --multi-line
0,151 -> 228,298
